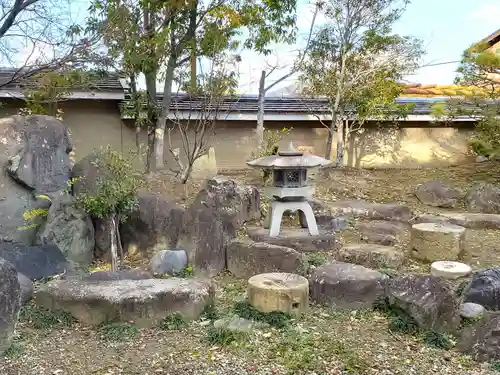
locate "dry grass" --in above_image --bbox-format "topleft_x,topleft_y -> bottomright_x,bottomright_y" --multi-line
3,161 -> 500,375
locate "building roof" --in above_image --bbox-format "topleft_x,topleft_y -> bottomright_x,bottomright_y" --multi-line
0,68 -> 126,100
476,28 -> 500,50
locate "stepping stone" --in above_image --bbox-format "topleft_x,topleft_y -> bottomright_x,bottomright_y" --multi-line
412,212 -> 500,230
328,200 -> 412,222
246,227 -> 338,253
227,239 -> 308,278
337,244 -> 404,269
355,220 -> 409,246
430,261 -> 472,279
309,262 -> 388,310
247,273 -> 309,315
411,222 -> 466,262
34,278 -> 213,327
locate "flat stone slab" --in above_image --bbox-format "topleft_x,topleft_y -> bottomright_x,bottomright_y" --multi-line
328,200 -> 412,222
355,220 -> 409,246
412,212 -> 500,230
337,244 -> 404,269
34,278 -> 213,327
246,227 -> 338,253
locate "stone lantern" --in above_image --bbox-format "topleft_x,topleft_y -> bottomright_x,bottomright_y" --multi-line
247,142 -> 332,237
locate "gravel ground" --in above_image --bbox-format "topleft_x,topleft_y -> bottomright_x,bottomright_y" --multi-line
3,162 -> 500,374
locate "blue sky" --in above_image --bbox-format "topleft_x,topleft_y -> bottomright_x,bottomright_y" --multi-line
239,0 -> 500,94
16,0 -> 498,94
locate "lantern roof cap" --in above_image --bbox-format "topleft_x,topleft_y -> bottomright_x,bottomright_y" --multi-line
246,142 -> 333,169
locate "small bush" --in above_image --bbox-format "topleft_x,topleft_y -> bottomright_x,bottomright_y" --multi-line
307,253 -> 328,267
99,322 -> 139,342
421,330 -> 454,349
206,326 -> 248,345
3,342 -> 24,359
202,302 -> 220,321
233,300 -> 291,329
388,315 -> 419,335
159,313 -> 187,330
491,360 -> 500,372
19,304 -> 75,329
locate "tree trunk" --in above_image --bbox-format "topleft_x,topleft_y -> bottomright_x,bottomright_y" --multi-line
189,0 -> 198,92
325,53 -> 347,161
335,119 -> 344,167
145,70 -> 157,172
110,214 -> 118,271
256,70 -> 266,149
156,54 -> 176,170
129,74 -> 142,151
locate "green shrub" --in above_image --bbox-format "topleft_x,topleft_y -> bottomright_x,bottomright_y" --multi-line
19,304 -> 75,329
233,300 -> 291,329
159,313 -> 187,330
206,326 -> 248,345
99,322 -> 139,342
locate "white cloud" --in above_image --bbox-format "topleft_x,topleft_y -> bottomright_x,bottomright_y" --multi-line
468,3 -> 500,24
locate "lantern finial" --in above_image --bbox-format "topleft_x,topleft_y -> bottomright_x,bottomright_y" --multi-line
278,141 -> 303,156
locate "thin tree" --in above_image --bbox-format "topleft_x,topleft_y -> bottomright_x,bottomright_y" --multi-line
299,0 -> 422,166
0,0 -> 100,87
255,3 -> 319,149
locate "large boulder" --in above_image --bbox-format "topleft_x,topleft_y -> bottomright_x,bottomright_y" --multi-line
149,250 -> 188,276
192,176 -> 260,230
459,312 -> 500,361
0,258 -> 21,355
414,180 -> 462,208
34,278 -> 214,327
0,241 -> 71,281
387,275 -> 461,333
0,172 -> 38,244
36,194 -> 94,267
227,239 -> 308,278
464,268 -> 500,311
17,272 -> 34,304
309,262 -> 388,309
120,193 -> 185,259
178,205 -> 236,277
0,115 -> 72,194
465,183 -> 500,214
71,152 -> 105,196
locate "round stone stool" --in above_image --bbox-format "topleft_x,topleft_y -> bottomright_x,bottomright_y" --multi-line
247,272 -> 309,315
430,260 -> 472,279
411,222 -> 466,262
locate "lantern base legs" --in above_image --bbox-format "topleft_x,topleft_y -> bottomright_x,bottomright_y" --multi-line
269,200 -> 319,237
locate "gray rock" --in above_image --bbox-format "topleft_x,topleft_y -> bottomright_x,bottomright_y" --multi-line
82,269 -> 153,281
120,193 -> 185,259
0,258 -> 21,355
0,241 -> 70,281
464,268 -> 500,310
309,262 -> 388,309
247,226 -> 339,253
460,302 -> 485,319
355,220 -> 409,246
227,239 -> 308,278
458,312 -> 500,361
0,115 -> 72,194
476,155 -> 489,163
192,175 -> 260,230
412,212 -> 500,230
17,272 -> 33,304
71,152 -> 105,196
337,244 -> 404,269
150,250 -> 188,276
36,194 -> 94,267
178,205 -> 236,277
328,200 -> 412,222
414,180 -> 462,208
93,217 -> 114,260
34,278 -> 213,327
213,315 -> 260,333
387,275 -> 461,333
465,183 -> 500,214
